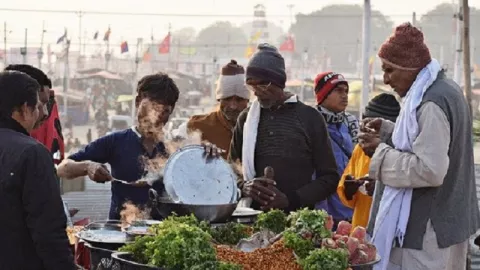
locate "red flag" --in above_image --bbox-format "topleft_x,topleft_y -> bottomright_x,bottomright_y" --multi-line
158,32 -> 171,54
143,50 -> 151,62
120,41 -> 129,53
103,27 -> 111,42
279,36 -> 295,52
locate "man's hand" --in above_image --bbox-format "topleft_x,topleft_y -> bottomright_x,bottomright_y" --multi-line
344,175 -> 364,200
261,185 -> 289,211
202,142 -> 225,159
360,118 -> 383,134
364,178 -> 376,196
242,178 -> 276,206
86,162 -> 112,183
358,132 -> 381,157
242,166 -> 277,206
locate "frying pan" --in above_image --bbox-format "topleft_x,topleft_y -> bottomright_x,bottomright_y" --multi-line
148,189 -> 237,223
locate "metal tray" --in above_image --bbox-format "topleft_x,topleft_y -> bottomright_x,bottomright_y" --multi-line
76,220 -> 128,245
163,144 -> 237,205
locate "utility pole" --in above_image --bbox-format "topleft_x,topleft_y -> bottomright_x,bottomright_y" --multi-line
132,38 -> 143,120
3,22 -> 7,66
76,11 -> 84,55
360,0 -> 371,118
38,21 -> 46,69
287,4 -> 294,31
150,27 -> 155,73
21,28 -> 27,64
462,0 -> 472,116
453,1 -> 463,85
63,40 -> 71,117
167,23 -> 172,70
412,12 -> 417,26
105,26 -> 111,70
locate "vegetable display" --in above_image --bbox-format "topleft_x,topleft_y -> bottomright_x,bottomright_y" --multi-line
119,209 -> 377,270
208,223 -> 253,246
119,216 -> 241,270
283,209 -> 377,268
253,209 -> 287,234
301,248 -> 349,270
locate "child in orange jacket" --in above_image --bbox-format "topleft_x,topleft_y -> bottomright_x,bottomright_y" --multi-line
337,93 -> 400,228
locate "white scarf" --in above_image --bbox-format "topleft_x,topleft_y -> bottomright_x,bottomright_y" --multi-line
373,59 -> 441,270
237,95 -> 298,208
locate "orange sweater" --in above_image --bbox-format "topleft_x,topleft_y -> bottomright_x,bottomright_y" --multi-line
337,144 -> 372,228
187,110 -> 233,159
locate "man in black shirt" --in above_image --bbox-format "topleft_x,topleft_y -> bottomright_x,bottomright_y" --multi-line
229,43 -> 339,212
0,71 -> 76,269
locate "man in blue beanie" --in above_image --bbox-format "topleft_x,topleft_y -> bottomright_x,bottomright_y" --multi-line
230,43 -> 339,212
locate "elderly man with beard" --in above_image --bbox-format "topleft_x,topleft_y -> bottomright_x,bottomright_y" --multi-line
359,23 -> 480,270
187,60 -> 249,159
229,44 -> 339,212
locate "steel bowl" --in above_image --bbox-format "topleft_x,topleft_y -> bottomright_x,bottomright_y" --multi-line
149,189 -> 237,223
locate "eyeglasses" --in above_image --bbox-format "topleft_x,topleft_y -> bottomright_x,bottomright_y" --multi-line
246,82 -> 272,93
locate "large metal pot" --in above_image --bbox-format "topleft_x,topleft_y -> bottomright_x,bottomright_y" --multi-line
149,189 -> 237,223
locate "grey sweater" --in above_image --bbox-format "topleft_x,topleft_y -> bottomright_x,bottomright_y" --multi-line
368,72 -> 480,249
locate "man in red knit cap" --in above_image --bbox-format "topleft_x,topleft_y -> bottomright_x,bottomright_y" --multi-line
313,71 -> 358,227
359,23 -> 479,270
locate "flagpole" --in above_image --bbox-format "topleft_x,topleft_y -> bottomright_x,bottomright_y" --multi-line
38,21 -> 45,69
167,23 -> 172,70
3,22 -> 7,66
105,26 -> 111,70
360,0 -> 371,118
63,40 -> 70,118
150,26 -> 155,73
77,11 -> 84,56
83,29 -> 87,57
132,38 -> 142,120
21,28 -> 27,64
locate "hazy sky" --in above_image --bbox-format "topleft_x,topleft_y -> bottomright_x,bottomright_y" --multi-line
1,0 -> 479,53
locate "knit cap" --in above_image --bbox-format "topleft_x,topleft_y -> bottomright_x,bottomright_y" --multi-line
216,60 -> 249,100
364,93 -> 401,122
378,22 -> 431,70
313,71 -> 348,104
246,43 -> 286,88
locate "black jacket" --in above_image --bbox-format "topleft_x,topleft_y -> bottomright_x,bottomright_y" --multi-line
0,116 -> 76,270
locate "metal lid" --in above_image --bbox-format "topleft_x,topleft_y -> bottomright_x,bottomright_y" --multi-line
163,144 -> 237,205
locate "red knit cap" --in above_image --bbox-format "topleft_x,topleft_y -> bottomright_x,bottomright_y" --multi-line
314,71 -> 348,104
378,22 -> 431,70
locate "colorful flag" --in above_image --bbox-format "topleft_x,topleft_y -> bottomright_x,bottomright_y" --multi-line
244,46 -> 255,58
158,32 -> 171,54
179,46 -> 196,56
279,35 -> 295,52
244,31 -> 262,58
120,41 -> 129,53
56,28 -> 67,44
143,50 -> 152,62
369,55 -> 375,74
93,31 -> 99,40
103,27 -> 111,42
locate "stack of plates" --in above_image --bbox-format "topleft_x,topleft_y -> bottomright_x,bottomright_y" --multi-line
163,145 -> 238,205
